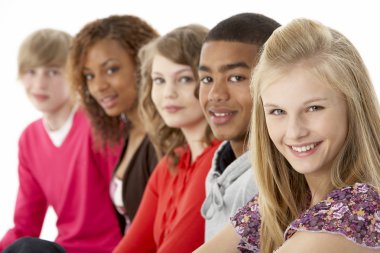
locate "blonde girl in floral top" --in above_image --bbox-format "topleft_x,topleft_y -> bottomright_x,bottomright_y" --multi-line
194,18 -> 380,253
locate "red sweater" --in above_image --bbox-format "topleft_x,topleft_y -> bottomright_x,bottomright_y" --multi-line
0,108 -> 122,253
113,139 -> 221,253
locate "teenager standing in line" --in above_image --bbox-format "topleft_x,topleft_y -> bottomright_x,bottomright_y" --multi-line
113,24 -> 221,253
195,18 -> 380,253
68,15 -> 160,234
198,13 -> 280,240
0,28 -> 122,253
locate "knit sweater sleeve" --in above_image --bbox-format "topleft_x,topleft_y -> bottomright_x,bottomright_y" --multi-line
0,131 -> 48,251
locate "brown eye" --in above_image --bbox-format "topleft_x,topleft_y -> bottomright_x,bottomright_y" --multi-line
200,76 -> 212,84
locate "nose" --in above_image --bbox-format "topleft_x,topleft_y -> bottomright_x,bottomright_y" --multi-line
89,75 -> 109,93
33,72 -> 50,90
285,114 -> 309,140
208,80 -> 229,102
163,81 -> 178,99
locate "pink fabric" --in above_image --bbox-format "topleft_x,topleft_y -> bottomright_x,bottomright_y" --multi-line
113,139 -> 221,253
0,108 -> 122,253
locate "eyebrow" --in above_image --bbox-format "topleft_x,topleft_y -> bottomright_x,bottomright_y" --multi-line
263,97 -> 328,107
152,67 -> 192,76
198,61 -> 250,73
83,59 -> 118,71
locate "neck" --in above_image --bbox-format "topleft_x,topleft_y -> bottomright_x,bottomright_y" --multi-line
181,119 -> 209,162
44,101 -> 75,131
305,171 -> 332,206
125,108 -> 143,130
230,139 -> 247,158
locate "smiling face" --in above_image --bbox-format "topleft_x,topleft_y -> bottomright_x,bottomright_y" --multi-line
151,54 -> 206,131
83,38 -> 138,117
261,66 -> 348,180
21,65 -> 71,115
198,41 -> 257,152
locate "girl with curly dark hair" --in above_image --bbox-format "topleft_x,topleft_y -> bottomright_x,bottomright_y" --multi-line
68,14 -> 160,233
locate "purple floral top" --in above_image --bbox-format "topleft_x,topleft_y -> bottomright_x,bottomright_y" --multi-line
231,183 -> 380,252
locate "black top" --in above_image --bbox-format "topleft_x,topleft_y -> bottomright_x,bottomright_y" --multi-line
114,135 -> 158,233
215,141 -> 236,174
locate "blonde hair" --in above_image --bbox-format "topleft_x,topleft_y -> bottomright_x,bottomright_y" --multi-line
250,18 -> 380,252
18,28 -> 72,77
138,24 -> 213,170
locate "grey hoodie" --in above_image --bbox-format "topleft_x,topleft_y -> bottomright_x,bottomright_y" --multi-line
201,141 -> 257,241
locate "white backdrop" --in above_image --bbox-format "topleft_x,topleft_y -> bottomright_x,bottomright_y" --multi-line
1,0 -> 379,241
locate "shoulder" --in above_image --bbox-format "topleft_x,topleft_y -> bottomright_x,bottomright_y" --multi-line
230,194 -> 260,251
286,183 -> 380,249
277,230 -> 379,253
19,118 -> 44,142
72,107 -> 91,126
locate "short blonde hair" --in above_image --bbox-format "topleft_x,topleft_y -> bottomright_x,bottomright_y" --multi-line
18,28 -> 72,77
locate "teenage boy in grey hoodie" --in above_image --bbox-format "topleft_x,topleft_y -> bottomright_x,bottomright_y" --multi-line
198,12 -> 280,240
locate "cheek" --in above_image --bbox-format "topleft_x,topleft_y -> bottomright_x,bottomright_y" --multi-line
150,87 -> 160,108
57,81 -> 70,93
21,77 -> 32,90
87,83 -> 96,97
266,119 -> 282,145
198,85 -> 209,105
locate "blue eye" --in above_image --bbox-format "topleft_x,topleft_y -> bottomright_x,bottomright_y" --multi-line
308,105 -> 323,112
179,76 -> 194,84
47,69 -> 60,77
152,77 -> 165,85
271,109 -> 286,115
25,69 -> 36,75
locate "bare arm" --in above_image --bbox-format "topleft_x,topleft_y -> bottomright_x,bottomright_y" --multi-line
276,231 -> 380,253
193,223 -> 240,253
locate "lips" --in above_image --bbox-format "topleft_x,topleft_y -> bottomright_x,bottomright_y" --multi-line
163,105 -> 183,113
33,94 -> 49,102
288,141 -> 322,157
208,108 -> 236,125
99,94 -> 118,109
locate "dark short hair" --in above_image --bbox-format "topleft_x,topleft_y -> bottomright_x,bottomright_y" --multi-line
205,12 -> 280,46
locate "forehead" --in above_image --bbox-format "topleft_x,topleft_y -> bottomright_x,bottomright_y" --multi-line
199,41 -> 258,70
84,38 -> 134,67
87,39 -> 125,56
261,66 -> 342,104
151,54 -> 192,74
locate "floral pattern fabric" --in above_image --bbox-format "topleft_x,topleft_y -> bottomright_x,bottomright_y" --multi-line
231,183 -> 380,252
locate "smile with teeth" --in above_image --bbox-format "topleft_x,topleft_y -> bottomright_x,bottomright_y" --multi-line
212,112 -> 232,117
291,143 -> 317,153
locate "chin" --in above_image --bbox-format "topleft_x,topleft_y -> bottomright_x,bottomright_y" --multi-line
104,110 -> 121,118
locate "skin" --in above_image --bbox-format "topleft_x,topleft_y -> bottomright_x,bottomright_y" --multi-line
193,66 -> 373,253
83,38 -> 145,178
21,65 -> 73,130
276,231 -> 380,253
261,65 -> 348,203
198,41 -> 258,157
151,54 -> 208,160
192,224 -> 239,253
83,38 -> 138,118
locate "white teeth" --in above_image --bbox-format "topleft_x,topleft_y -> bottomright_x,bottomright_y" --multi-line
292,143 -> 316,153
101,96 -> 114,102
213,112 -> 231,117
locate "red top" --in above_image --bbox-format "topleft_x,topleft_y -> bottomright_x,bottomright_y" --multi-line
113,139 -> 221,253
0,108 -> 122,253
